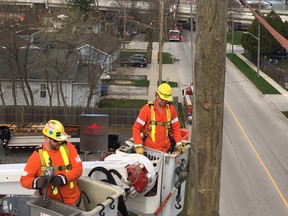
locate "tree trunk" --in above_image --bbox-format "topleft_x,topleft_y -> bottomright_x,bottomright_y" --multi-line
59,78 -> 68,107
16,60 -> 30,106
0,81 -> 5,106
8,58 -> 17,106
56,80 -> 61,106
187,0 -> 227,215
23,47 -> 34,106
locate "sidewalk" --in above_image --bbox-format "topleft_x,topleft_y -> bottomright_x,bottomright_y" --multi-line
235,53 -> 288,112
147,51 -> 182,101
120,41 -> 182,102
123,41 -> 288,112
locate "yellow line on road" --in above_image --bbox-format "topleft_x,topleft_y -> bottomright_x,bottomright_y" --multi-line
225,100 -> 288,208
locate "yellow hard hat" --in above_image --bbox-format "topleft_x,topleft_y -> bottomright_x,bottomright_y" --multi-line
42,120 -> 68,141
156,83 -> 172,101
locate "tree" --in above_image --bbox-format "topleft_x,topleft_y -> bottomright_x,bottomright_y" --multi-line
262,11 -> 284,55
282,21 -> 288,41
242,10 -> 285,57
85,62 -> 104,108
0,5 -> 44,106
66,0 -> 95,21
227,0 -> 242,30
117,0 -> 159,62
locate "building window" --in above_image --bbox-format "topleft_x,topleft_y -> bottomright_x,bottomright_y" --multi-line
40,83 -> 46,98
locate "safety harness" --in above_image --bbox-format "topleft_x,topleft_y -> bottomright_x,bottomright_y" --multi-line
37,143 -> 74,195
143,102 -> 172,143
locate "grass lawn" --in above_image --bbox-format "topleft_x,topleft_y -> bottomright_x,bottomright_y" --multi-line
282,112 -> 288,118
99,99 -> 147,108
226,53 -> 280,95
107,79 -> 150,87
120,50 -> 173,64
226,53 -> 288,120
120,50 -> 147,59
162,52 -> 173,64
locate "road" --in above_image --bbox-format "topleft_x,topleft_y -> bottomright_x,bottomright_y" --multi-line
164,29 -> 288,215
222,60 -> 288,216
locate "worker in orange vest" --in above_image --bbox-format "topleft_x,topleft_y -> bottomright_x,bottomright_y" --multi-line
132,83 -> 185,154
20,120 -> 83,207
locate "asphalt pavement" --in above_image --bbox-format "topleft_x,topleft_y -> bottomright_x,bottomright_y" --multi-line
128,42 -> 288,113
236,52 -> 288,112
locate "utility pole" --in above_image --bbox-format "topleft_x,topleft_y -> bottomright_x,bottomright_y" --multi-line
158,0 -> 164,85
190,1 -> 195,79
189,1 -> 199,215
123,0 -> 127,50
187,0 -> 227,215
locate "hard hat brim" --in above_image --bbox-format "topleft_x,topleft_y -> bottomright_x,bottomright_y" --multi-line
55,132 -> 69,141
158,93 -> 172,101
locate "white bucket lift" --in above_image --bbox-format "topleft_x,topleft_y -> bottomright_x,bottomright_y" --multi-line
0,144 -> 191,216
88,145 -> 190,216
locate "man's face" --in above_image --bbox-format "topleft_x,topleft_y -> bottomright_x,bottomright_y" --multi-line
157,95 -> 168,107
49,138 -> 63,150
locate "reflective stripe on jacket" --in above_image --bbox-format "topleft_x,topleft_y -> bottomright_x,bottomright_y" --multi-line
20,142 -> 83,205
132,100 -> 182,152
38,144 -> 74,195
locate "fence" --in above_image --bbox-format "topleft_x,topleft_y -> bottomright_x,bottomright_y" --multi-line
0,106 -> 140,127
263,60 -> 288,90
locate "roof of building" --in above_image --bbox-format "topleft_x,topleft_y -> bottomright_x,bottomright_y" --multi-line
0,47 -> 79,81
33,30 -> 121,54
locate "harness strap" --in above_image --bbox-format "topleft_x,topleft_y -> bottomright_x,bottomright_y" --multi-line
38,148 -> 46,174
145,102 -> 171,142
37,144 -> 73,195
150,104 -> 156,142
60,144 -> 74,189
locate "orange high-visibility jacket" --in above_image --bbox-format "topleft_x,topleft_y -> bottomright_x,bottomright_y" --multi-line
20,142 -> 83,205
133,100 -> 181,152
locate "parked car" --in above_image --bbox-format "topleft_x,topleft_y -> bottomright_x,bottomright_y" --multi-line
120,56 -> 147,68
132,54 -> 147,60
132,54 -> 149,63
132,53 -> 150,64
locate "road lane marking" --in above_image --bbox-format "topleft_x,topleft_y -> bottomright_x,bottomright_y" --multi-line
225,100 -> 288,208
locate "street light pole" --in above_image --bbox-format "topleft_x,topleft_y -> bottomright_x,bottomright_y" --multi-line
257,0 -> 261,78
123,0 -> 127,50
244,31 -> 260,77
158,0 -> 164,85
232,12 -> 234,54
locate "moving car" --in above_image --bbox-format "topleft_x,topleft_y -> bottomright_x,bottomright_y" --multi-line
168,29 -> 180,42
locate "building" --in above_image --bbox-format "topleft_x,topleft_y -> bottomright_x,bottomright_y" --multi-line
0,29 -> 121,107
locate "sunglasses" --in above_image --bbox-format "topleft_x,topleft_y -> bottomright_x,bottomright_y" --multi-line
158,96 -> 168,102
50,138 -> 65,144
158,90 -> 171,99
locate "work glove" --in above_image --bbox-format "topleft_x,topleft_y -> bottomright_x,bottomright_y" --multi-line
51,174 -> 67,187
134,144 -> 144,155
176,142 -> 186,154
35,176 -> 47,189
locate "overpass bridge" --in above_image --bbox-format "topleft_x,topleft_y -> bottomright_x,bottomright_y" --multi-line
1,0 -> 288,26
177,4 -> 288,24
